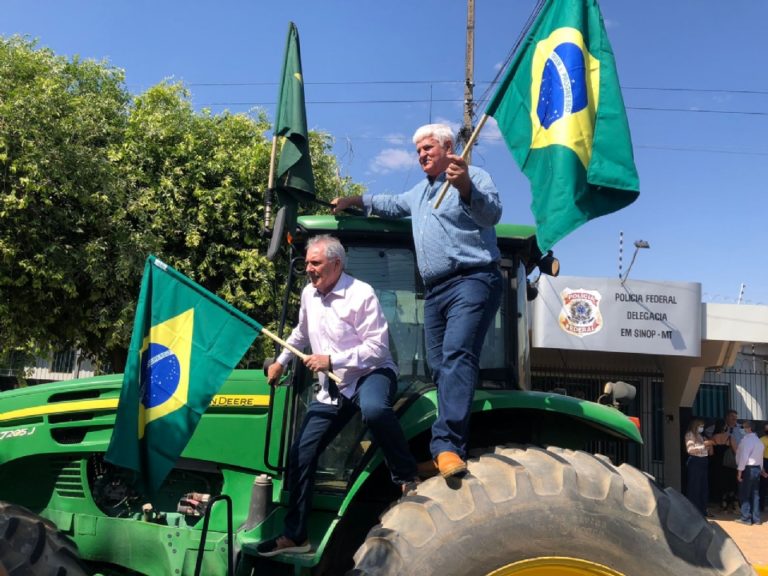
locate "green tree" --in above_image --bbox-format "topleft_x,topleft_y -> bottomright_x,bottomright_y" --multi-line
110,82 -> 274,369
0,36 -> 129,366
1,37 -> 364,373
113,82 -> 363,369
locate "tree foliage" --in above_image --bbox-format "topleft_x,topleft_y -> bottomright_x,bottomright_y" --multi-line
0,36 -> 363,372
0,36 -> 129,365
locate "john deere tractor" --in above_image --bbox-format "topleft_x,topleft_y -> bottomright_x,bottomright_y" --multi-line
0,215 -> 754,575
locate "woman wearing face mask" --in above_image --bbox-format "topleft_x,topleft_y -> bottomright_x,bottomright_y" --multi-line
685,418 -> 715,517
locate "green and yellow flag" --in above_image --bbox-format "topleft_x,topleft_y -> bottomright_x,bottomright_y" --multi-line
105,256 -> 261,494
486,0 -> 639,252
275,21 -> 315,203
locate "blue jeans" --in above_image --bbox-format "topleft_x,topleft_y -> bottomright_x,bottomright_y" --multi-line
739,466 -> 761,524
284,368 -> 416,543
424,265 -> 502,459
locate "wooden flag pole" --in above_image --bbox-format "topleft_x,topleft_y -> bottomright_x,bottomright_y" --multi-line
433,114 -> 490,209
261,327 -> 343,384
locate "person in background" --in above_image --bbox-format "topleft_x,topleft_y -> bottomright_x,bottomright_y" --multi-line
332,123 -> 502,479
256,235 -> 418,556
725,409 -> 745,446
760,423 -> 768,512
708,419 -> 739,513
734,420 -> 768,526
684,418 -> 714,517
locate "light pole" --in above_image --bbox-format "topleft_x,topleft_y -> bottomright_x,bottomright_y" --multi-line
620,240 -> 650,284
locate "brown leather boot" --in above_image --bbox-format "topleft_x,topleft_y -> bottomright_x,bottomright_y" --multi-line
434,451 -> 467,478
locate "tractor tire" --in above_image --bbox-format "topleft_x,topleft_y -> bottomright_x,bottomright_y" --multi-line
0,501 -> 88,576
350,445 -> 755,576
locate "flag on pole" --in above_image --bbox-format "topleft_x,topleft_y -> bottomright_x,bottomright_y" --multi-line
486,0 -> 639,252
274,21 -> 315,203
105,256 -> 261,494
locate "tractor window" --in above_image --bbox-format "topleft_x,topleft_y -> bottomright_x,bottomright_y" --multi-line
345,247 -> 428,384
344,245 -> 509,390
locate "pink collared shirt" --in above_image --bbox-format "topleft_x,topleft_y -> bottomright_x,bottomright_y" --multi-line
277,272 -> 397,404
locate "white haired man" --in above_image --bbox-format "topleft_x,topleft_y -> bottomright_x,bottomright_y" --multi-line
332,123 -> 502,479
257,235 -> 418,556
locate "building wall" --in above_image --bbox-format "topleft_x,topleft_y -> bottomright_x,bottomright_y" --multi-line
0,349 -> 96,389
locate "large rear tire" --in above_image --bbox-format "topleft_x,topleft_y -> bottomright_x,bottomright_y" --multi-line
351,445 -> 755,576
0,501 -> 88,576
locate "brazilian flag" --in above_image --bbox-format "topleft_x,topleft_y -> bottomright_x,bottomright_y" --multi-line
105,256 -> 261,494
486,0 -> 639,252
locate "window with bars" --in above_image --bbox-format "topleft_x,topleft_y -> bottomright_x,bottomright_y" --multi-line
51,350 -> 76,373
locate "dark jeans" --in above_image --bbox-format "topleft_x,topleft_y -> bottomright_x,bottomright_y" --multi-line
761,457 -> 768,511
424,265 -> 502,458
739,466 -> 761,524
284,367 -> 416,544
686,456 -> 709,516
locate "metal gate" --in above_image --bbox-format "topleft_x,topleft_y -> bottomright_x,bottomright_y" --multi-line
531,367 -> 665,485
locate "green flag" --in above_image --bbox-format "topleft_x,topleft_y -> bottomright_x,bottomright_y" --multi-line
275,21 -> 315,203
486,0 -> 639,252
105,256 -> 261,494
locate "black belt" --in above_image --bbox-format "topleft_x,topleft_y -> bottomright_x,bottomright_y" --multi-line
745,465 -> 760,468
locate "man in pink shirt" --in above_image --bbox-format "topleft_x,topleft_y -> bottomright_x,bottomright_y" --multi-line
257,235 -> 418,556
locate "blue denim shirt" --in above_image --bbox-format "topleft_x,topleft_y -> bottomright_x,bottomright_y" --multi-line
362,166 -> 502,285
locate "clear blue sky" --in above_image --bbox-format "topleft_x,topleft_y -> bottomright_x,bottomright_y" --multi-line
4,1 -> 768,305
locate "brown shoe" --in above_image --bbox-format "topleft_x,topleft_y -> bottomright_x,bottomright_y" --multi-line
435,451 -> 467,478
256,535 -> 311,557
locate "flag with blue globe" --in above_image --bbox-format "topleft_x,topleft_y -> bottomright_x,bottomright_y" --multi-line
486,0 -> 639,252
106,256 -> 261,494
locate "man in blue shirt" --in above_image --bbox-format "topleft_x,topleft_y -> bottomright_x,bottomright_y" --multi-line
332,123 -> 502,478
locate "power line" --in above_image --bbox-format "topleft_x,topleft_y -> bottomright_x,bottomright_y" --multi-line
180,79 -> 768,98
203,98 -> 768,118
187,79 -> 466,87
208,98 -> 462,106
633,144 -> 768,157
627,105 -> 768,117
623,86 -> 768,96
165,78 -> 768,158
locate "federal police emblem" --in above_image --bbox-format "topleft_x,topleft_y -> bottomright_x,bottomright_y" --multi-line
558,287 -> 603,337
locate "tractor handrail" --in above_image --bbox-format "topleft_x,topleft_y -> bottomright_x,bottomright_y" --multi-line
194,494 -> 234,576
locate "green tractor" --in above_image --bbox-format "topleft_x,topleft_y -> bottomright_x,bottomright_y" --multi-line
0,215 -> 754,575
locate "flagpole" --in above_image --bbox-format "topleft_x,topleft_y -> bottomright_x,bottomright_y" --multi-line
261,327 -> 343,384
263,135 -> 279,230
433,114 -> 490,209
267,136 -> 278,190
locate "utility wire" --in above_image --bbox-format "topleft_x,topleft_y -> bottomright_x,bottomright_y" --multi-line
204,98 -> 768,118
180,80 -> 768,98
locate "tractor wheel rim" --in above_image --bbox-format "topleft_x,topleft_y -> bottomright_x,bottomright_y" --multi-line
487,557 -> 627,576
